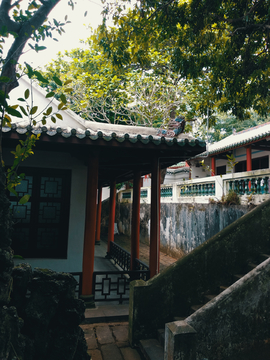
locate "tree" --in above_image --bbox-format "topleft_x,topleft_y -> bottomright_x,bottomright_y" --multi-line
0,0 -> 74,306
98,0 -> 270,119
41,35 -> 202,128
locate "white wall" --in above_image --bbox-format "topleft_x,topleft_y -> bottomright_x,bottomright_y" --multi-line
4,149 -> 87,273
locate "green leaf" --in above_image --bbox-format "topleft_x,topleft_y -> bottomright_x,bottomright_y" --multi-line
24,88 -> 30,99
19,194 -> 30,204
51,116 -> 56,123
13,255 -> 25,259
46,106 -> 53,115
17,97 -> 26,102
6,106 -> 23,118
30,106 -> 38,115
25,63 -> 34,78
60,94 -> 67,104
55,113 -> 63,120
19,106 -> 28,116
34,70 -> 49,84
46,91 -> 55,98
0,76 -> 11,83
53,76 -> 62,86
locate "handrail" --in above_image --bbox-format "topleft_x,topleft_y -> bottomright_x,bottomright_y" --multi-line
118,168 -> 270,205
110,241 -> 150,274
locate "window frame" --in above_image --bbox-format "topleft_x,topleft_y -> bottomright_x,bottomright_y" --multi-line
9,167 -> 71,259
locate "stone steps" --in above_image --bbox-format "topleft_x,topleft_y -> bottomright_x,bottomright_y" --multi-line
139,339 -> 164,360
139,253 -> 270,360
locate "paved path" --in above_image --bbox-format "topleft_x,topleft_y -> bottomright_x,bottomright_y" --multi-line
81,322 -> 143,360
99,234 -> 178,272
80,235 -> 180,359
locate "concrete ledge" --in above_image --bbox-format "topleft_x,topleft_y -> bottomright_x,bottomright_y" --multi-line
83,304 -> 129,324
165,321 -> 197,360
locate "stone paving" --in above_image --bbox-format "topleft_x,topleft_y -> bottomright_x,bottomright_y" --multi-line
109,233 -> 179,271
80,235 -> 180,359
81,322 -> 143,360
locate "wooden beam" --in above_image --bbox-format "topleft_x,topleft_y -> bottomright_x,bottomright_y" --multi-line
95,185 -> 102,244
107,179 -> 116,254
82,152 -> 99,296
130,170 -> 141,271
149,157 -> 160,278
211,156 -> 216,176
246,146 -> 252,171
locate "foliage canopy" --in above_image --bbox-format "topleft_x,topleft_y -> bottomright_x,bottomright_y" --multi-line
98,0 -> 270,119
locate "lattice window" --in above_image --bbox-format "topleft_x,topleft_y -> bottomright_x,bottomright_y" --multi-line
9,168 -> 71,259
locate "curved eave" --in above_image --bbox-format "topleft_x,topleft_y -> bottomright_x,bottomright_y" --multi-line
2,125 -> 205,149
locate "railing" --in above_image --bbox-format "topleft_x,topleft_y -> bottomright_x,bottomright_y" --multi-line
180,182 -> 215,197
92,270 -> 149,303
110,241 -> 150,277
93,242 -> 149,303
110,241 -> 131,271
119,169 -> 270,205
226,175 -> 269,195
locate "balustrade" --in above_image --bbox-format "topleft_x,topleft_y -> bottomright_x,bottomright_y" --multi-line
227,176 -> 269,196
122,192 -> 131,199
161,187 -> 173,197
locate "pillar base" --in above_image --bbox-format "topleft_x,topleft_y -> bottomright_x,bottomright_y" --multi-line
95,240 -> 101,245
80,294 -> 95,309
105,252 -> 111,259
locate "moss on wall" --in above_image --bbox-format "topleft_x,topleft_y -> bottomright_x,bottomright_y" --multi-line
129,199 -> 270,345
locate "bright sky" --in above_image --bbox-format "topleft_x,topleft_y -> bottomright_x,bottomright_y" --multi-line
19,0 -> 105,69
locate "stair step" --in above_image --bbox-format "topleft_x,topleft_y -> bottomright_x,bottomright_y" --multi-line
190,304 -> 203,313
220,285 -> 228,292
260,253 -> 270,261
204,294 -> 216,303
157,329 -> 165,348
139,339 -> 164,360
173,316 -> 186,321
234,274 -> 245,281
247,262 -> 257,270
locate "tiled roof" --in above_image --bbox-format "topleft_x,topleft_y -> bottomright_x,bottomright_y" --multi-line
201,122 -> 270,156
6,77 -> 205,148
3,122 -> 205,148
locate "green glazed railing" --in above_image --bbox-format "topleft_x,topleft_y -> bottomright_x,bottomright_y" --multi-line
228,176 -> 269,195
122,192 -> 132,199
180,183 -> 215,197
161,187 -> 173,197
140,189 -> 148,198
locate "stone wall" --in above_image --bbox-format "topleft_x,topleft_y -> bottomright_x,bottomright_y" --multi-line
116,202 -> 249,257
1,264 -> 90,360
129,199 -> 270,347
165,257 -> 270,360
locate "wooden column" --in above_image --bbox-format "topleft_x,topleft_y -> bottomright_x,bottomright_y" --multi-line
82,153 -> 99,296
130,170 -> 141,271
149,157 -> 160,278
211,156 -> 216,176
95,185 -> 102,245
246,146 -> 252,171
107,179 -> 116,254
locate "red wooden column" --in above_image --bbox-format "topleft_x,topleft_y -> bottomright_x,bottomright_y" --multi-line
107,179 -> 116,254
130,170 -> 141,271
211,156 -> 216,176
246,146 -> 252,171
149,157 -> 161,278
95,185 -> 102,245
82,152 -> 99,296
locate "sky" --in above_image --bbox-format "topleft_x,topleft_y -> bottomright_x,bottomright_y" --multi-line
19,0 -> 106,68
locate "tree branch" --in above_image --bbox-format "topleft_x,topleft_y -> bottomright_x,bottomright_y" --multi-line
0,0 -> 22,33
0,0 -> 61,94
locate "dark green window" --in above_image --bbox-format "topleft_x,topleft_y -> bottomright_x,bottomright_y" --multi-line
9,168 -> 71,259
